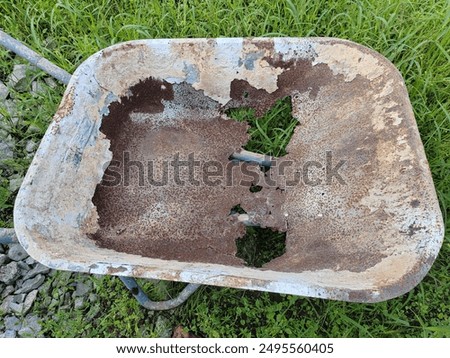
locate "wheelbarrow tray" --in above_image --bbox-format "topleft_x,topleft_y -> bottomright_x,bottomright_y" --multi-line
14,38 -> 444,303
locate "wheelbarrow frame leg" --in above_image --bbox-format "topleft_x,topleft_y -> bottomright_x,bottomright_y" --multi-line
119,276 -> 201,310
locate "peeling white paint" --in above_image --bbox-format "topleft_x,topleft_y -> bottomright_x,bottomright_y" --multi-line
312,43 -> 384,82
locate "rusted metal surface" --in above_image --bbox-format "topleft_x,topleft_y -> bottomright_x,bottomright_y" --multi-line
14,38 -> 444,302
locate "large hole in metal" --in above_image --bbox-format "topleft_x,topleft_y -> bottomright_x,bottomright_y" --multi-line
235,227 -> 287,268
226,96 -> 296,267
225,96 -> 298,157
229,204 -> 287,268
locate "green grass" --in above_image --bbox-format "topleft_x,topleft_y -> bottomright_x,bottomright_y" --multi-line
226,96 -> 298,157
0,0 -> 449,337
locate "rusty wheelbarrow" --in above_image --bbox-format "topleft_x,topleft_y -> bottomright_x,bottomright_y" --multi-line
1,34 -> 444,308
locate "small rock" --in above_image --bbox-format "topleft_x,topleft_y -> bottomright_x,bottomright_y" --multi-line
73,281 -> 92,297
5,316 -> 22,331
26,124 -> 42,134
25,256 -> 36,265
22,289 -> 38,314
2,330 -> 17,338
15,274 -> 45,294
44,77 -> 57,89
15,278 -> 23,288
25,139 -> 38,153
0,261 -> 20,285
9,301 -> 24,314
0,295 -> 14,314
0,253 -> 10,265
1,285 -> 15,299
64,292 -> 71,305
88,293 -> 97,302
7,243 -> 29,261
0,81 -> 8,100
18,315 -> 41,337
13,293 -> 27,304
37,279 -> 51,295
3,99 -> 17,117
7,64 -> 29,92
154,315 -> 172,338
0,140 -> 14,161
8,176 -> 23,192
23,263 -> 50,281
74,297 -> 84,309
17,261 -> 30,273
42,296 -> 51,307
31,81 -> 45,96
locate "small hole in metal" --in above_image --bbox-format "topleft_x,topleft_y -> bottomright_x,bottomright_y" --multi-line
131,287 -> 139,296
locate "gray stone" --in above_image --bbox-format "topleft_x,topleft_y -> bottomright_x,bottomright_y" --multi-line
5,316 -> 22,331
1,285 -> 15,299
26,124 -> 41,134
154,315 -> 172,338
22,289 -> 38,314
25,256 -> 36,265
74,296 -> 84,309
8,176 -> 23,192
42,296 -> 51,307
0,81 -> 8,100
0,261 -> 20,285
3,99 -> 17,117
0,140 -> 14,161
64,292 -> 71,305
73,281 -> 92,297
25,139 -> 37,153
13,293 -> 26,304
0,253 -> 10,265
7,244 -> 29,261
2,330 -> 17,338
88,293 -> 97,302
37,279 -> 51,295
0,295 -> 14,314
18,315 -> 41,337
44,77 -> 57,89
15,274 -> 45,294
9,301 -> 24,314
8,64 -> 29,92
23,263 -> 50,281
31,81 -> 45,96
17,261 -> 30,273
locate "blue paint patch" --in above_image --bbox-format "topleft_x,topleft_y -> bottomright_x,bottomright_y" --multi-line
100,92 -> 119,117
183,63 -> 200,84
240,51 -> 264,70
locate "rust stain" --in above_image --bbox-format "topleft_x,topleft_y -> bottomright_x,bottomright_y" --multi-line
90,78 -> 285,266
52,86 -> 75,133
107,266 -> 128,274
